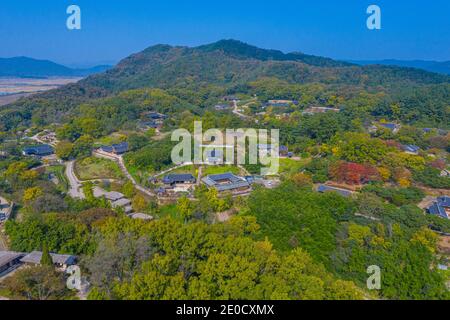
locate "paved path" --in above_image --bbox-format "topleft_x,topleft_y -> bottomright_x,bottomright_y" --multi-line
0,195 -> 11,250
354,213 -> 381,221
93,150 -> 155,197
238,164 -> 250,176
0,196 -> 14,224
232,100 -> 250,119
197,166 -> 203,185
29,133 -> 46,145
65,161 -> 85,199
29,133 -> 57,147
0,233 -> 7,251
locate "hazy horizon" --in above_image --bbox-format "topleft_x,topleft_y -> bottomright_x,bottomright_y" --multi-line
1,39 -> 449,69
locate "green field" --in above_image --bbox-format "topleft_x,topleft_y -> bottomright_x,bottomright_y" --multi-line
167,165 -> 199,176
202,165 -> 242,176
278,157 -> 311,175
75,157 -> 125,181
94,132 -> 127,147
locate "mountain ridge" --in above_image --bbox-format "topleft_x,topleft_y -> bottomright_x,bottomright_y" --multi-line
350,59 -> 450,75
1,39 -> 449,130
0,56 -> 112,78
81,39 -> 449,92
195,39 -> 352,67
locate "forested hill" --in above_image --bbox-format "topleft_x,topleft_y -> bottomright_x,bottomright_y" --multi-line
84,39 -> 448,91
195,39 -> 351,67
351,59 -> 450,75
1,39 -> 449,130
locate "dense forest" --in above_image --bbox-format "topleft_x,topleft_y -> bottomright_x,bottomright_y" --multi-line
0,40 -> 449,300
1,40 -> 449,130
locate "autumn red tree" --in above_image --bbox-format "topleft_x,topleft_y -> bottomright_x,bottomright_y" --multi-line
330,161 -> 380,185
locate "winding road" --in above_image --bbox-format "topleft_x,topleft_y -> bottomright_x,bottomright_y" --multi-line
65,161 -> 85,199
93,150 -> 155,197
232,100 -> 250,119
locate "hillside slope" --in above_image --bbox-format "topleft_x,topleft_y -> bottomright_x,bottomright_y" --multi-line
82,40 -> 448,92
1,40 -> 449,129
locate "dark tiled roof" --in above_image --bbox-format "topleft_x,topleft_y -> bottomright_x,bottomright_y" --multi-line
379,123 -> 398,130
437,196 -> 450,207
113,142 -> 129,154
100,146 -> 113,153
20,251 -> 76,265
202,172 -> 250,191
163,174 -> 196,184
101,142 -> 129,154
214,181 -> 250,192
428,203 -> 448,219
23,144 -> 54,156
145,112 -> 167,120
0,251 -> 24,268
207,172 -> 241,183
427,197 -> 450,219
402,145 -> 420,153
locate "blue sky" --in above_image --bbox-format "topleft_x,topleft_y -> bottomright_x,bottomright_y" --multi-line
0,0 -> 449,66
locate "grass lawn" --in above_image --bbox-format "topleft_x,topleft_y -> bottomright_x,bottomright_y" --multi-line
126,164 -> 146,180
202,165 -> 242,176
278,157 -> 312,176
75,157 -> 125,181
168,165 -> 199,176
45,165 -> 68,192
93,132 -> 127,147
